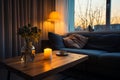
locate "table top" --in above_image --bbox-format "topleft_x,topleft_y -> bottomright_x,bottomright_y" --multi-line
2,51 -> 88,80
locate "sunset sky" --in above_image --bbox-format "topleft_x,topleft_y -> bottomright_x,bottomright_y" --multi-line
75,0 -> 120,27
111,0 -> 120,17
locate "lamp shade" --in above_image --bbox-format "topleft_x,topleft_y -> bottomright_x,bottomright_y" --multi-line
48,11 -> 60,22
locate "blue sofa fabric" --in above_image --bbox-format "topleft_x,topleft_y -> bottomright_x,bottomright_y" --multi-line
48,32 -> 120,78
48,32 -> 65,50
83,34 -> 120,52
60,48 -> 106,57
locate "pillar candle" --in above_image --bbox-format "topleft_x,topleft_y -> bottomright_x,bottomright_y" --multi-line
44,48 -> 52,60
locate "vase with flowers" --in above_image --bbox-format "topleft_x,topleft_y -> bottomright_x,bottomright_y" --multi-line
18,24 -> 41,64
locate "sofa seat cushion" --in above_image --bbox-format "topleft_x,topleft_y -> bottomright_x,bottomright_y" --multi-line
98,52 -> 120,66
60,48 -> 107,56
93,53 -> 120,77
60,48 -> 107,63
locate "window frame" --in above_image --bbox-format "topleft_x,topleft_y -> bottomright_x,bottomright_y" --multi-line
72,0 -> 120,32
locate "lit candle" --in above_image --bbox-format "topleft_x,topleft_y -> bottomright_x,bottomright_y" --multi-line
44,48 -> 52,60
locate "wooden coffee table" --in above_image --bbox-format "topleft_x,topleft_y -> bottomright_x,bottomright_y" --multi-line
1,51 -> 88,80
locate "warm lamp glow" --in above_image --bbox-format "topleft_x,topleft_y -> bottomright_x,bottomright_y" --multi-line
48,11 -> 60,22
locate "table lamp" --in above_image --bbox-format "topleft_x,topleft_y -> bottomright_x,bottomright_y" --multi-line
48,11 -> 60,22
48,11 -> 60,32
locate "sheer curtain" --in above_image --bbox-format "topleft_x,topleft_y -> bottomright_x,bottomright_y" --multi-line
55,0 -> 68,35
55,0 -> 74,35
0,0 -> 55,59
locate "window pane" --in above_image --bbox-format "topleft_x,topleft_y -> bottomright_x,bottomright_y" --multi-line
74,0 -> 106,31
111,0 -> 120,30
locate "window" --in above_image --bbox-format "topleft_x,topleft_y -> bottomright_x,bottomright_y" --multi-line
110,0 -> 120,30
74,0 -> 120,32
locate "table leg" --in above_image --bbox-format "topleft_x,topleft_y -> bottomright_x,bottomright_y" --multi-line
7,70 -> 10,80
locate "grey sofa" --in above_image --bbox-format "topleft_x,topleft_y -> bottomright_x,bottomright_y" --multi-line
47,31 -> 120,78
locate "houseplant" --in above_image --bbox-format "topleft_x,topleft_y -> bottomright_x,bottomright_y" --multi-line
18,24 -> 41,64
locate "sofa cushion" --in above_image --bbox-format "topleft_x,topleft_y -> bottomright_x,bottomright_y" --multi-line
84,34 -> 120,52
98,52 -> 120,64
63,36 -> 80,48
60,48 -> 107,63
60,48 -> 107,56
72,34 -> 88,47
63,34 -> 88,48
48,32 -> 65,50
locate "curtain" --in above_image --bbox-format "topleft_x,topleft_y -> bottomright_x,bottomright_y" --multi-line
55,0 -> 74,34
55,0 -> 69,35
0,0 -> 55,59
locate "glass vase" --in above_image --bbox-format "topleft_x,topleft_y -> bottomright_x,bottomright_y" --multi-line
21,41 -> 35,64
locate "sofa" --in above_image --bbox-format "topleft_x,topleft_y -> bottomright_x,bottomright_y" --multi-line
45,31 -> 120,78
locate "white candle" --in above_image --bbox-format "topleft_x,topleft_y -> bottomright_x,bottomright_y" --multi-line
44,48 -> 52,60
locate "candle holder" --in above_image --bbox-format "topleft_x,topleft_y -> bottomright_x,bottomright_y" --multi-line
56,50 -> 68,56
